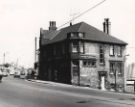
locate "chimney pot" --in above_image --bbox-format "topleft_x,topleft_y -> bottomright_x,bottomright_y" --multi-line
70,22 -> 72,26
103,18 -> 111,35
49,21 -> 57,30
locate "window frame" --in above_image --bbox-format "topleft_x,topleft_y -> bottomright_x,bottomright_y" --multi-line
99,45 -> 105,65
72,41 -> 79,53
68,32 -> 85,38
117,62 -> 123,77
109,45 -> 115,56
117,46 -> 122,57
83,60 -> 96,68
72,41 -> 84,53
109,61 -> 123,77
110,62 -> 115,76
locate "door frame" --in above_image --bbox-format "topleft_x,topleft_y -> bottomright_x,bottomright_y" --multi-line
98,71 -> 107,89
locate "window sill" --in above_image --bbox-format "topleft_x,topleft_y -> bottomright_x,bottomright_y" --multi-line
109,55 -> 115,57
99,63 -> 105,66
117,55 -> 122,57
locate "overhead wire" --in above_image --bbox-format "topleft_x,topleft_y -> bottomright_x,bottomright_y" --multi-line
41,0 -> 107,39
58,0 -> 107,29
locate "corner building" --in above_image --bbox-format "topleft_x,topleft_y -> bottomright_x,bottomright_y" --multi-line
39,19 -> 127,91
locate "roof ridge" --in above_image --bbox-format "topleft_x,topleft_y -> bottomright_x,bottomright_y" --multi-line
60,21 -> 84,30
78,22 -> 86,31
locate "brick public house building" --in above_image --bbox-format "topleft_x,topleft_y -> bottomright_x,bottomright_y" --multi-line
38,19 -> 127,91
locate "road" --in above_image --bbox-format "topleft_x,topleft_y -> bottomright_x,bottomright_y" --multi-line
0,76 -> 135,107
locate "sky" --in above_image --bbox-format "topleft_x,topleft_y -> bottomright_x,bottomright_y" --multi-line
0,0 -> 135,68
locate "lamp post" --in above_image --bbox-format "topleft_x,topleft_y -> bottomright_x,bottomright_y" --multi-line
114,69 -> 117,91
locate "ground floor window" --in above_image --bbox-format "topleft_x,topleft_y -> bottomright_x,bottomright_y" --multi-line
83,60 -> 96,68
109,61 -> 123,77
72,60 -> 79,76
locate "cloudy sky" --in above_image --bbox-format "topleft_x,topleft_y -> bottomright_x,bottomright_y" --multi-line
0,0 -> 135,67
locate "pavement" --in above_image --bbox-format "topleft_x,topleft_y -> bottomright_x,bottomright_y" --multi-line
26,79 -> 122,91
27,79 -> 103,90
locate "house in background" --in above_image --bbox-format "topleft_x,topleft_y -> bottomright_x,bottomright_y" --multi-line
38,19 -> 127,91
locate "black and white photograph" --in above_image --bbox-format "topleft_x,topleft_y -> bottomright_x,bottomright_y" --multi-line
0,0 -> 135,107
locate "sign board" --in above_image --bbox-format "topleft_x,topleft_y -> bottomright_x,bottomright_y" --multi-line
126,80 -> 135,85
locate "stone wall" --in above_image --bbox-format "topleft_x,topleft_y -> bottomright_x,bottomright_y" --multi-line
78,42 -> 126,91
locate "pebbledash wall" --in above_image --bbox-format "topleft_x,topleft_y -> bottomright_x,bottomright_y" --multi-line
71,42 -> 126,90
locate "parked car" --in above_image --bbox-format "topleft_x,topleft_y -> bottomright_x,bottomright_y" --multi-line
14,72 -> 20,78
2,71 -> 8,77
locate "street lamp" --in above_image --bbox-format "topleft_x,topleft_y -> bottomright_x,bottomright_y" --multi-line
114,69 -> 117,91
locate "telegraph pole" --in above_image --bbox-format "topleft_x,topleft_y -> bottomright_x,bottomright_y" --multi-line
35,37 -> 37,63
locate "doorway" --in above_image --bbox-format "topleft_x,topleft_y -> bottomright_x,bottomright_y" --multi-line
98,71 -> 107,90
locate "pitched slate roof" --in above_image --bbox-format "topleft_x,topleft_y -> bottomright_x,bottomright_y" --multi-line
41,22 -> 127,45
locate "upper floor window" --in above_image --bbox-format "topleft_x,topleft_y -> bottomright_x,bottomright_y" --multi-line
70,33 -> 78,38
72,41 -> 84,53
72,42 -> 79,53
99,45 -> 105,65
109,45 -> 122,57
68,32 -> 85,38
109,45 -> 115,56
70,33 -> 74,37
117,46 -> 122,57
78,33 -> 84,38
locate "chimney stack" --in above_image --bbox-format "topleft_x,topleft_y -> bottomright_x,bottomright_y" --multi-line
49,21 -> 57,30
103,18 -> 111,35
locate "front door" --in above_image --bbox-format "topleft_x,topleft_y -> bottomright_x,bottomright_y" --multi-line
100,76 -> 106,90
72,60 -> 79,85
99,71 -> 107,90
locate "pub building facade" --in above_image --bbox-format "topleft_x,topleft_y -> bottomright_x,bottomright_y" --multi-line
38,19 -> 127,91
